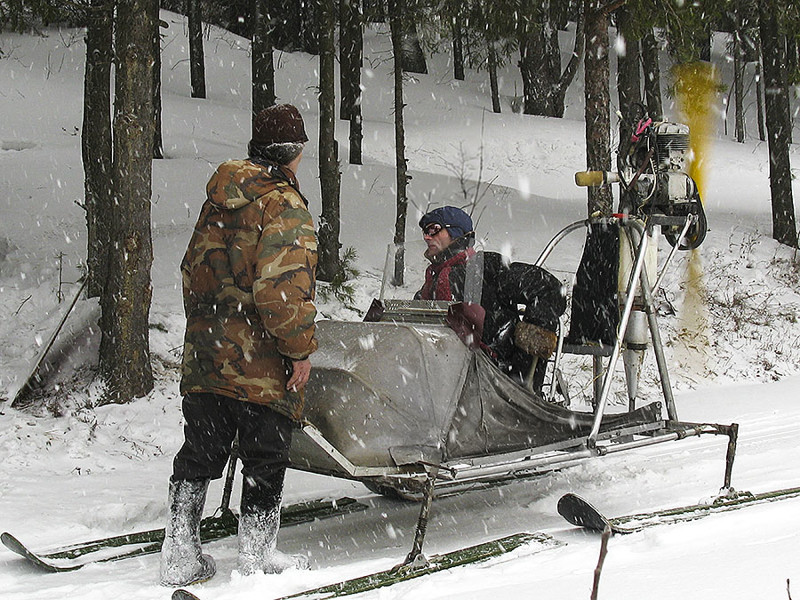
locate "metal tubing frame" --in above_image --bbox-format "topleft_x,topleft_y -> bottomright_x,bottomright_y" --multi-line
429,421 -> 736,492
651,216 -> 694,293
534,219 -> 591,267
297,418 -> 739,497
637,253 -> 679,419
535,217 -> 612,406
585,216 -> 695,443
587,222 -> 651,444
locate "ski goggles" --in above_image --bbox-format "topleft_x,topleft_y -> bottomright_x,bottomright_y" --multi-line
422,223 -> 445,237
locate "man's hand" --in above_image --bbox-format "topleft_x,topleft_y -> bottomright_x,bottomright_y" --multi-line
287,358 -> 311,391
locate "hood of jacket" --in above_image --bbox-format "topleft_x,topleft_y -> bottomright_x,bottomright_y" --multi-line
206,159 -> 299,210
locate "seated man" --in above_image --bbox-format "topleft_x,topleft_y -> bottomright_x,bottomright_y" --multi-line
414,206 -> 566,388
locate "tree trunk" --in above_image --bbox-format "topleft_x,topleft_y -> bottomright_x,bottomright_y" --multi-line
346,0 -> 364,164
552,0 -> 580,29
83,0 -> 114,299
342,0 -> 364,165
187,0 -> 206,98
272,0 -> 317,54
641,29 -> 663,120
252,0 -> 276,126
487,39 -> 501,114
615,5 -> 641,162
349,108 -> 363,165
785,36 -> 795,145
583,0 -> 613,216
755,52 -> 765,141
340,0 -> 360,121
518,1 -> 583,118
100,0 -> 156,403
272,0 -> 301,50
354,1 -> 363,65
452,11 -> 464,81
758,0 -> 798,247
518,5 -> 560,117
153,15 -> 164,159
317,0 -> 342,282
401,20 -> 427,74
364,0 -> 384,22
733,27 -> 745,143
388,0 -> 408,286
788,36 -> 799,76
552,7 -> 584,112
222,0 -> 253,37
301,0 -> 319,54
339,0 -> 353,121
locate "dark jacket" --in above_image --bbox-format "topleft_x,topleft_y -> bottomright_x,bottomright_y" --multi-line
479,252 -> 565,378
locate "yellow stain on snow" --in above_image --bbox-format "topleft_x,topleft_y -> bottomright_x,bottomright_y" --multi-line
672,62 -> 719,376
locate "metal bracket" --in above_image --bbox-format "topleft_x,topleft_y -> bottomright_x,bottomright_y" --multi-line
403,465 -> 439,567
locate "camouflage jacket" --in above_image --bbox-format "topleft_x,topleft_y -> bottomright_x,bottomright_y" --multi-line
180,159 -> 318,420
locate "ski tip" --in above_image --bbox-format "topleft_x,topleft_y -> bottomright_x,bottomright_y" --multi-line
172,590 -> 202,600
557,493 -> 611,532
1,531 -> 73,572
557,493 -> 589,520
1,532 -> 25,555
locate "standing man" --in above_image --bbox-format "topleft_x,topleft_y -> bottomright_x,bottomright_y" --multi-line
160,104 -> 318,586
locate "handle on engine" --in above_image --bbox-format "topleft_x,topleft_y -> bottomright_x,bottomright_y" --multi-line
574,171 -> 621,187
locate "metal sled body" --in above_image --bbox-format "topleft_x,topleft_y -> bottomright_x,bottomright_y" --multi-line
290,215 -> 736,498
288,316 -> 709,498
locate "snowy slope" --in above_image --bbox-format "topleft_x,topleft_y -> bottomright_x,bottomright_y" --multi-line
1,11 -> 800,600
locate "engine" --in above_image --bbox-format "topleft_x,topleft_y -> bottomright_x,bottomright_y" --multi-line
619,119 -> 707,250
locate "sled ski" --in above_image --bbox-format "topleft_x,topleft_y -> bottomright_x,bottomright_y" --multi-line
558,485 -> 800,534
12,278 -> 87,407
172,531 -> 561,600
1,497 -> 366,572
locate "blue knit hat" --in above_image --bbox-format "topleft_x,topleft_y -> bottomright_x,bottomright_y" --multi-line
419,206 -> 474,239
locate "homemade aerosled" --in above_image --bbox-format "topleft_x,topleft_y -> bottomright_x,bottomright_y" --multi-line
287,114 -> 739,567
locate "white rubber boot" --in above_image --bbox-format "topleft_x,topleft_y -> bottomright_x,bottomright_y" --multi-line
159,478 -> 217,586
237,503 -> 309,575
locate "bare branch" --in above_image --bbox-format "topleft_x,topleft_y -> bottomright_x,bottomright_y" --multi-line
591,525 -> 612,600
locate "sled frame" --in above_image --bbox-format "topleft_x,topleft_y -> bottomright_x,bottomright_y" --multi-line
535,215 -> 696,446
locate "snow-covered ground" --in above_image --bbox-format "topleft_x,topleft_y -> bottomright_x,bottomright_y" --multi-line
2,12 -> 800,600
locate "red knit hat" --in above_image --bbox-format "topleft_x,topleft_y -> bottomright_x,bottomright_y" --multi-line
251,104 -> 309,145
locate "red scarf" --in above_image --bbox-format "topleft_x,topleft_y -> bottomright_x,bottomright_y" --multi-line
418,247 -> 476,301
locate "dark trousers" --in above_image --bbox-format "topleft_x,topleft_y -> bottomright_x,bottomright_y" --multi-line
172,392 -> 294,509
